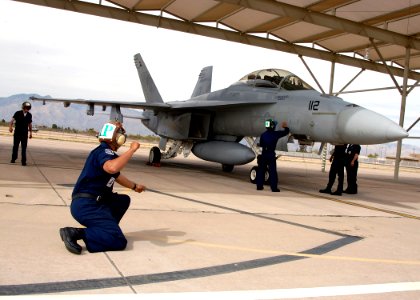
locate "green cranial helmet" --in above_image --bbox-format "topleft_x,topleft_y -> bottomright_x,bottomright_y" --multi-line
98,121 -> 127,150
265,119 -> 276,130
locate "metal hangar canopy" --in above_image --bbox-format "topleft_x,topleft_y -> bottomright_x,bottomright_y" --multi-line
14,0 -> 420,81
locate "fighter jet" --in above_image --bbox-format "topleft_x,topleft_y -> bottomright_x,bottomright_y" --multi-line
30,53 -> 408,175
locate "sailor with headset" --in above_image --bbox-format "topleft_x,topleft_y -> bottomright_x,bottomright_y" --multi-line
60,121 -> 146,255
256,119 -> 289,192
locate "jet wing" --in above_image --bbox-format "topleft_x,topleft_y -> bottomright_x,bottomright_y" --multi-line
30,96 -> 170,109
30,96 -> 276,111
167,100 -> 277,110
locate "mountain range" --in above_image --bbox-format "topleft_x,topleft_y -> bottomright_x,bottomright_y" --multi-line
1,94 -> 419,158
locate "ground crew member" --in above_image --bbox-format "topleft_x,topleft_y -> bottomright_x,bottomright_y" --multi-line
9,101 -> 33,166
256,119 -> 289,192
59,121 -> 146,254
319,144 -> 347,196
344,144 -> 361,194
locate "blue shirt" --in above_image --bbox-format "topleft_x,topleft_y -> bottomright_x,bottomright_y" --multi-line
260,127 -> 290,157
72,142 -> 120,197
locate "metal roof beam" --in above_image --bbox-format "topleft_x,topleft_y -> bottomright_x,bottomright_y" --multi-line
297,4 -> 420,45
13,0 -> 420,80
217,0 -> 420,51
370,39 -> 403,94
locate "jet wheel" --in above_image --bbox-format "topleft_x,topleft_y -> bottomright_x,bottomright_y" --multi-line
249,166 -> 270,184
222,164 -> 234,173
249,166 -> 258,184
149,146 -> 161,165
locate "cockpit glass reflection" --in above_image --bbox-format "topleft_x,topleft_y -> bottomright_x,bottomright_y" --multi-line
239,69 -> 313,91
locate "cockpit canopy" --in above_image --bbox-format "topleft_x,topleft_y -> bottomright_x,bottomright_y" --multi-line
239,69 -> 313,91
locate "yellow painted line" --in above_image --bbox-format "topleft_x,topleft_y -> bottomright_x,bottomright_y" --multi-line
141,235 -> 420,266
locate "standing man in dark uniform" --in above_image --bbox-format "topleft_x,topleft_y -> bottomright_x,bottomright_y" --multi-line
9,101 -> 33,166
256,119 -> 289,192
344,144 -> 361,194
59,121 -> 146,255
319,144 -> 347,196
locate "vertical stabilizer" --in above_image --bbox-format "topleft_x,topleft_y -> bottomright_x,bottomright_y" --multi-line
191,66 -> 213,97
134,53 -> 163,103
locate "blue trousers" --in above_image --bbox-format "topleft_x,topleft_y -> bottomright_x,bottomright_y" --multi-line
256,154 -> 278,191
71,193 -> 130,253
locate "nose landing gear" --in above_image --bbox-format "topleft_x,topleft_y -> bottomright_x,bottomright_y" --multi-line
249,166 -> 270,184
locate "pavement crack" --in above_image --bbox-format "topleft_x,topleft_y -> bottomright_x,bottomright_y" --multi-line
29,149 -> 68,206
103,252 -> 136,294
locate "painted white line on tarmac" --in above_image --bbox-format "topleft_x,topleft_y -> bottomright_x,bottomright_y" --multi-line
11,281 -> 420,299
133,282 -> 420,299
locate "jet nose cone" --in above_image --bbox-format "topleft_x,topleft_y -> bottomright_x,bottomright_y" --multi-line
337,107 -> 408,144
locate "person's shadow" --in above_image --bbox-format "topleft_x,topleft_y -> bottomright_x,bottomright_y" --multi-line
125,228 -> 194,250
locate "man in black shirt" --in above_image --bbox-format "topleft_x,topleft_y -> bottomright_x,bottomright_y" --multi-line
345,144 -> 361,194
9,102 -> 33,166
319,144 -> 347,196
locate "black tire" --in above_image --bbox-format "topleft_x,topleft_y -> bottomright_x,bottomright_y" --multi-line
250,166 -> 270,184
222,164 -> 234,172
264,169 -> 270,185
249,166 -> 258,184
149,146 -> 161,164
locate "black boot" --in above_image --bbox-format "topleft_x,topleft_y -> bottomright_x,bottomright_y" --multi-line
346,189 -> 357,194
344,186 -> 357,194
319,187 -> 332,194
332,181 -> 343,196
59,227 -> 84,254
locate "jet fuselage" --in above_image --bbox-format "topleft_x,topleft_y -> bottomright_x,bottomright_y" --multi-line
143,79 -> 406,146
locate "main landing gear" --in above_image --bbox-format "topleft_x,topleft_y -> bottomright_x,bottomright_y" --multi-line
147,141 -> 189,167
148,146 -> 161,167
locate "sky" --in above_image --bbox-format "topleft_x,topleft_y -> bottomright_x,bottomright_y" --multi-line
0,0 -> 419,146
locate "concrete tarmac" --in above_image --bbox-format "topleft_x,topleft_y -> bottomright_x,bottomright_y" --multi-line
0,134 -> 420,299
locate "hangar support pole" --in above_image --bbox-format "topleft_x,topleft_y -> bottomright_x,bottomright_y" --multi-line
335,83 -> 420,95
394,48 -> 411,180
299,55 -> 326,94
370,39 -> 403,95
334,69 -> 365,97
320,61 -> 337,173
329,61 -> 336,96
406,117 -> 420,133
